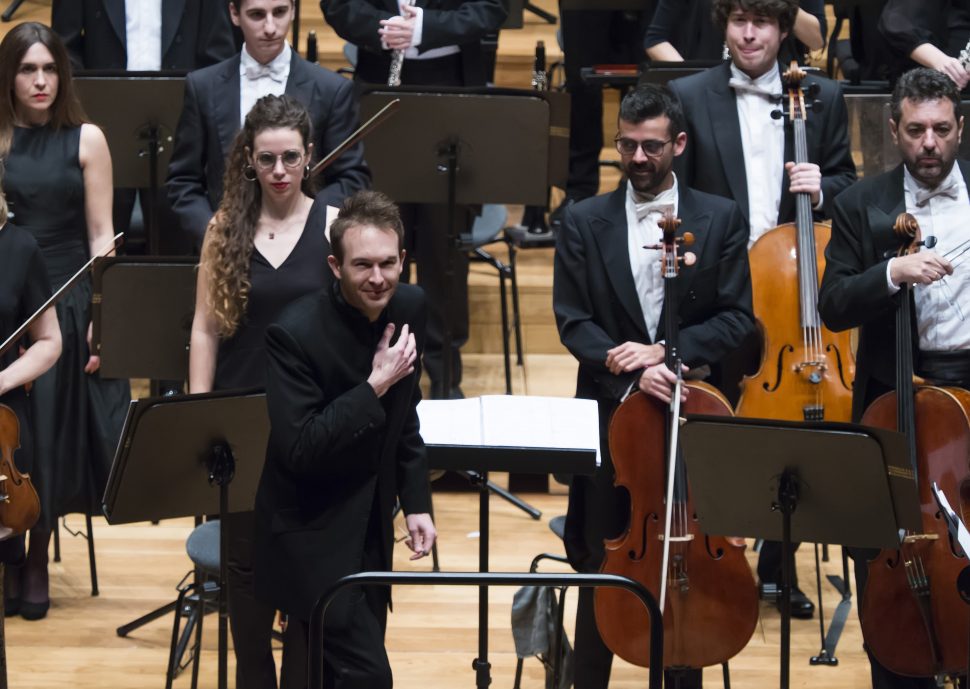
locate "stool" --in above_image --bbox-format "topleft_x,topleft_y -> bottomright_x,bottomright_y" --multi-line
166,520 -> 220,689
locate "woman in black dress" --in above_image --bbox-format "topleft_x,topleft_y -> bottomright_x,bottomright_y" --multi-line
0,22 -> 129,620
0,187 -> 62,566
189,95 -> 333,689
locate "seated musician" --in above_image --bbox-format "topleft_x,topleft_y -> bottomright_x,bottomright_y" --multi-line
252,190 -> 436,689
553,83 -> 754,689
819,67 -> 967,689
669,0 -> 857,616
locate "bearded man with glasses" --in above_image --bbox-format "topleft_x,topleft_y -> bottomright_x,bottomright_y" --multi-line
553,83 -> 755,689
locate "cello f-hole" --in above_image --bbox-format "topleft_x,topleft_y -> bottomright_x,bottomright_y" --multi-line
763,344 -> 795,393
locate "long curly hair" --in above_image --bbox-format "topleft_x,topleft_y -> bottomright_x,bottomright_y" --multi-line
200,94 -> 314,337
0,22 -> 87,158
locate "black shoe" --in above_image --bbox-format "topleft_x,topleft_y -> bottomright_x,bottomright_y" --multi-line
19,598 -> 49,621
429,383 -> 464,400
4,596 -> 20,617
779,587 -> 815,619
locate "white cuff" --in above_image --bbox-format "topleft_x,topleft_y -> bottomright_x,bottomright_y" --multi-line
411,5 -> 424,48
813,189 -> 824,212
886,258 -> 901,294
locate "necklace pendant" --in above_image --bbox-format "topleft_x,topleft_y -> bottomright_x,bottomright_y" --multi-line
269,232 -> 275,240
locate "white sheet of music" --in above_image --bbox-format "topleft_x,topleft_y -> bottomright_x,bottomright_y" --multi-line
417,395 -> 600,466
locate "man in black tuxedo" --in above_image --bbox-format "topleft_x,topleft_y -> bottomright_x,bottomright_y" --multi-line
167,0 -> 370,252
320,0 -> 507,398
553,84 -> 754,689
51,0 -> 237,254
669,0 -> 856,615
820,67 -> 968,689
254,190 -> 435,689
52,0 -> 235,71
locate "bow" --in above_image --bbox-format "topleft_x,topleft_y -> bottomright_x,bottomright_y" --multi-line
728,77 -> 782,101
915,177 -> 959,207
244,60 -> 287,83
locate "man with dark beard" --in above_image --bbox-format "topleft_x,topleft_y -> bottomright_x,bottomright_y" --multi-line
553,83 -> 755,689
819,67 -> 969,689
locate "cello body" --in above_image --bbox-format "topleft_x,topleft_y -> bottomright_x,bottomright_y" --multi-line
738,222 -> 855,422
859,386 -> 970,677
594,382 -> 759,668
0,403 -> 40,536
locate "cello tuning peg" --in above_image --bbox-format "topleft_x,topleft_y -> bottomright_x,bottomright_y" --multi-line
679,231 -> 695,247
771,109 -> 784,120
922,235 -> 938,249
680,252 -> 697,267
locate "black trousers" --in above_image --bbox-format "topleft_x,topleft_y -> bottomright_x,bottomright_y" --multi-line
559,6 -> 651,202
226,510 -> 279,689
278,531 -> 391,689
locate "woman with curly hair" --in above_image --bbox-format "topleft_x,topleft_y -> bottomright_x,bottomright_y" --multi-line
189,93 -> 334,689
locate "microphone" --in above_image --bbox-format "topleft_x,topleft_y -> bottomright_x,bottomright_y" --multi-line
306,31 -> 318,64
532,41 -> 547,91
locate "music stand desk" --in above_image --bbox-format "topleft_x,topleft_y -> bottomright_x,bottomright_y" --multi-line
103,389 -> 269,689
681,415 -> 919,689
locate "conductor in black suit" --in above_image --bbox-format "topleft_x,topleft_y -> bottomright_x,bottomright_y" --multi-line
320,0 -> 507,398
51,0 -> 235,71
553,84 -> 754,689
254,190 -> 436,689
669,0 -> 856,614
167,0 -> 370,252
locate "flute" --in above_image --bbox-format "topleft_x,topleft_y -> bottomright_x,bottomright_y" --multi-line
387,0 -> 416,87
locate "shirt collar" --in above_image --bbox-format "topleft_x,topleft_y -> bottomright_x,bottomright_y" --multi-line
627,173 -> 679,206
240,42 -> 292,74
729,61 -> 782,92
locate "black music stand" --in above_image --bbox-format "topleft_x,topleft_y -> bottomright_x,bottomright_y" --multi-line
426,444 -> 596,689
92,256 -> 196,382
103,389 -> 269,689
681,416 -> 920,689
75,73 -> 186,255
358,86 -> 562,399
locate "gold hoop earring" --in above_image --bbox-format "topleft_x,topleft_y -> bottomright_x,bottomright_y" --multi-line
243,165 -> 257,182
303,164 -> 310,180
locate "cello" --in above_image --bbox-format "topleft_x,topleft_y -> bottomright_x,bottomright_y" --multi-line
737,62 -> 854,423
859,213 -> 970,678
595,211 -> 759,669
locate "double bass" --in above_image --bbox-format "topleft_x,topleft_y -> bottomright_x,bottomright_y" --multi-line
737,62 -> 854,423
859,213 -> 970,678
595,211 -> 759,669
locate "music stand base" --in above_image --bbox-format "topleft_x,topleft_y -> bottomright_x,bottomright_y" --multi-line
810,651 -> 839,666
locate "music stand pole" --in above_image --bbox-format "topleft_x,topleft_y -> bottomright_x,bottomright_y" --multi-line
440,138 -> 458,398
775,470 -> 797,689
140,124 -> 161,256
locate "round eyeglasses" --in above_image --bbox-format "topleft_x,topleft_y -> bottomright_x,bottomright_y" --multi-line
253,149 -> 305,171
614,137 -> 672,157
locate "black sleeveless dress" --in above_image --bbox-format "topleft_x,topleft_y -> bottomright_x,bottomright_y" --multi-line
4,125 -> 131,530
212,214 -> 332,391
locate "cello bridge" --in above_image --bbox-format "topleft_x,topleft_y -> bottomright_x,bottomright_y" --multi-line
902,533 -> 939,544
658,534 -> 694,542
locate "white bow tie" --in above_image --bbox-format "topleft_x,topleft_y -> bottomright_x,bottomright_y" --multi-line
728,77 -> 781,101
635,201 -> 673,222
244,60 -> 286,83
915,178 -> 959,207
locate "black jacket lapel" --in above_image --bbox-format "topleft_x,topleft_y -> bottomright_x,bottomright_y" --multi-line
707,63 -> 749,223
214,56 -> 242,157
161,0 -> 187,59
104,0 -> 126,50
589,186 -> 651,340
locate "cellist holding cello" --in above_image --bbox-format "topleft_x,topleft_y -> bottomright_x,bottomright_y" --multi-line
553,83 -> 755,689
819,67 -> 969,689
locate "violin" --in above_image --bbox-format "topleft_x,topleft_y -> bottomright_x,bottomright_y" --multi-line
594,211 -> 758,669
859,213 -> 970,677
737,62 -> 854,423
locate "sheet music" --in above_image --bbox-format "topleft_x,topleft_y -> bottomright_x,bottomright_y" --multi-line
417,395 -> 600,465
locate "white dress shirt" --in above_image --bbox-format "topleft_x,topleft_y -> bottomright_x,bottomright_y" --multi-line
890,165 -> 970,351
625,177 -> 679,341
731,63 -> 785,248
125,0 -> 163,71
239,43 -> 292,125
